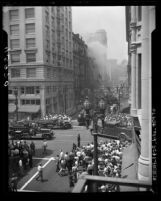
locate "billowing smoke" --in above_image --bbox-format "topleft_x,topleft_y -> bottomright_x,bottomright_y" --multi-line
87,41 -> 108,77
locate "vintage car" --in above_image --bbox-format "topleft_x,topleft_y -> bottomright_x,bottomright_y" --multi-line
9,124 -> 54,140
36,119 -> 72,129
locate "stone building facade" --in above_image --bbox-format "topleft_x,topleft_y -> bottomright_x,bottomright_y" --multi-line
3,6 -> 74,119
126,6 -> 155,183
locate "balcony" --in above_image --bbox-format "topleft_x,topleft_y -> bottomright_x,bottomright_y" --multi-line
72,175 -> 152,192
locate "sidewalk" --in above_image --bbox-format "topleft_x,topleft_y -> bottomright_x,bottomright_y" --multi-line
120,143 -> 139,191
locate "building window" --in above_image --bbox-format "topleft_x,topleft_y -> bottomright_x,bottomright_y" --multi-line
25,8 -> 35,19
9,89 -> 13,94
11,53 -> 20,63
10,24 -> 19,35
26,52 -> 36,62
31,100 -> 35,104
11,68 -> 20,78
21,99 -> 25,105
26,100 -> 30,104
35,86 -> 40,94
10,39 -> 20,49
26,38 -> 35,49
46,39 -> 50,50
138,6 -> 142,21
21,87 -> 25,94
46,26 -> 50,39
47,68 -> 51,78
45,11 -> 49,24
26,86 -> 34,94
26,68 -> 36,78
9,10 -> 19,21
36,99 -> 40,105
25,23 -> 35,34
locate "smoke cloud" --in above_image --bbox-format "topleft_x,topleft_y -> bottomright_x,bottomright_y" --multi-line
87,41 -> 109,76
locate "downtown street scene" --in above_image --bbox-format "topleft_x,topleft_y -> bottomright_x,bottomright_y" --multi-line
3,6 -> 155,193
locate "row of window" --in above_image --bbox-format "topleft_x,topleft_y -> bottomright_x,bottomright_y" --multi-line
9,8 -> 35,21
10,23 -> 35,35
9,86 -> 40,94
10,68 -> 37,78
10,52 -> 36,63
21,99 -> 40,105
10,38 -> 36,49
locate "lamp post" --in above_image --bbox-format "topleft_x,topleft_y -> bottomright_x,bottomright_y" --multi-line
14,88 -> 18,121
83,96 -> 91,129
98,98 -> 106,131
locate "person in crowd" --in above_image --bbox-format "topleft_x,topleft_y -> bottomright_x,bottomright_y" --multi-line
9,173 -> 18,192
77,134 -> 80,148
18,158 -> 24,176
59,149 -> 64,161
30,141 -> 35,155
36,163 -> 43,181
58,158 -> 66,176
42,139 -> 47,154
55,155 -> 60,172
28,148 -> 33,168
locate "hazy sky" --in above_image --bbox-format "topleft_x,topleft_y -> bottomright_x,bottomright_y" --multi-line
72,6 -> 128,63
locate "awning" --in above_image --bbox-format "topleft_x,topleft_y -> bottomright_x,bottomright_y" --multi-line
9,104 -> 16,113
18,105 -> 40,113
132,116 -> 141,130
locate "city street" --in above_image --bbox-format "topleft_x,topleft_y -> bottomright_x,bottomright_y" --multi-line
17,121 -> 94,192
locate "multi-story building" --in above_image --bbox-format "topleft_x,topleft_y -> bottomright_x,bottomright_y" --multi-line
73,33 -> 102,106
73,33 -> 88,106
126,6 -> 155,183
3,6 -> 74,119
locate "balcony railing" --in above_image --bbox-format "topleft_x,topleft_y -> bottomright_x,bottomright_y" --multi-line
72,175 -> 152,193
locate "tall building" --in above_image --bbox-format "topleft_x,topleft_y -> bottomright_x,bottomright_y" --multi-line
3,6 -> 74,119
126,6 -> 155,183
73,33 -> 88,106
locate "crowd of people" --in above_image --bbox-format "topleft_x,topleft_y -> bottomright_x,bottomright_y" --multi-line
55,137 -> 131,192
104,113 -> 133,128
8,140 -> 35,191
42,113 -> 72,124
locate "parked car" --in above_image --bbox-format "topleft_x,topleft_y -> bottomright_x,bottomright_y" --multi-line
9,125 -> 54,140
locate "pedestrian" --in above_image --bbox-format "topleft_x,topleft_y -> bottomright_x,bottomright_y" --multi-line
42,139 -> 47,154
55,155 -> 60,172
18,158 -> 24,176
77,134 -> 80,148
36,163 -> 43,181
68,172 -> 74,188
28,150 -> 33,168
59,149 -> 64,161
72,143 -> 76,152
30,141 -> 35,155
9,174 -> 18,192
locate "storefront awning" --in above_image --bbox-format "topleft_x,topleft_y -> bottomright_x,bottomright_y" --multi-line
18,105 -> 40,113
9,104 -> 16,113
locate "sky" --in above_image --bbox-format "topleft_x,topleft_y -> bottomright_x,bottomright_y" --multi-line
72,6 -> 128,64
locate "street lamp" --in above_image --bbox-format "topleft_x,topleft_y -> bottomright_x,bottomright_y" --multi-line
83,97 -> 91,129
98,98 -> 106,131
14,88 -> 18,121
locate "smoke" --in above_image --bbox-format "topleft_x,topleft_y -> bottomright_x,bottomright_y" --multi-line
87,41 -> 108,76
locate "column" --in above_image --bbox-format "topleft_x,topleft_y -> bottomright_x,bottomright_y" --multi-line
130,6 -> 137,116
138,6 -> 151,183
40,86 -> 46,118
136,54 -> 139,110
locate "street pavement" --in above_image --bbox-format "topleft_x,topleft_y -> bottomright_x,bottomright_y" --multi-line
17,120 -> 94,192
